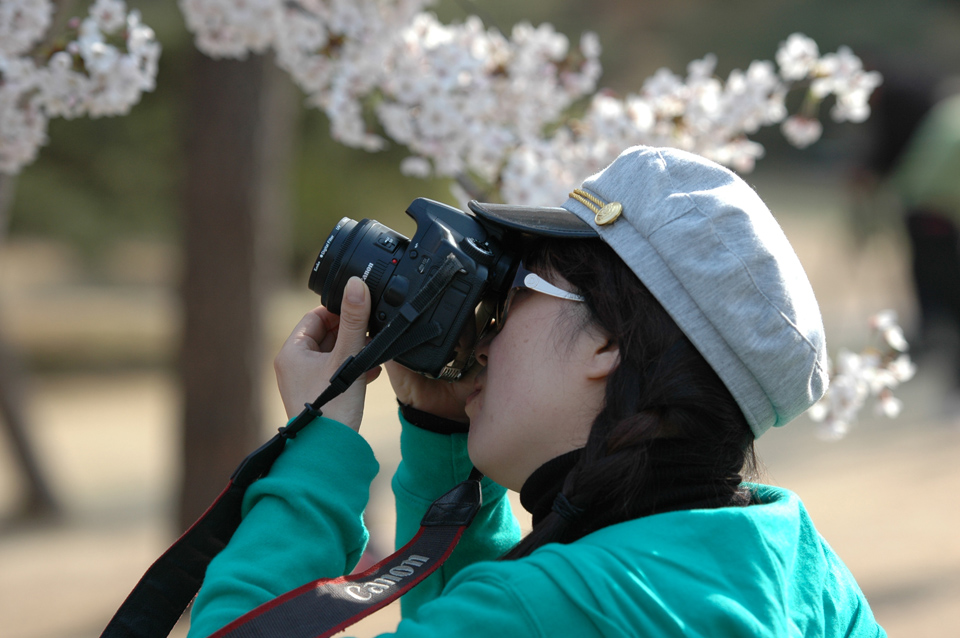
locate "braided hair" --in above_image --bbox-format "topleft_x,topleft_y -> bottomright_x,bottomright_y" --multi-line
503,236 -> 757,560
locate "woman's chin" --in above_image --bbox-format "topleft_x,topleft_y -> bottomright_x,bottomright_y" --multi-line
464,391 -> 481,416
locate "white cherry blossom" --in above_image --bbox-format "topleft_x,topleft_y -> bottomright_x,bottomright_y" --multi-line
0,56 -> 47,173
90,0 -> 127,33
871,310 -> 909,352
0,0 -> 51,57
781,115 -> 823,148
374,14 -> 600,184
179,0 -> 278,57
811,46 -> 882,123
776,33 -> 819,81
808,311 -> 914,439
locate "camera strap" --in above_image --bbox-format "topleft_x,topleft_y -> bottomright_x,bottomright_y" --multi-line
210,470 -> 482,638
101,254 -> 473,638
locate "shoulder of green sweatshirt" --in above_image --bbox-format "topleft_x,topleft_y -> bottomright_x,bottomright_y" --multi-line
388,484 -> 885,638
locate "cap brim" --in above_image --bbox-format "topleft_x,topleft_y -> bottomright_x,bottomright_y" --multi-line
468,201 -> 599,239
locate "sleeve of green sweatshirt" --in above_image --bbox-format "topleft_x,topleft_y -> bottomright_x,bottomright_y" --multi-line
391,412 -> 522,619
186,410 -> 520,638
186,416 -> 379,638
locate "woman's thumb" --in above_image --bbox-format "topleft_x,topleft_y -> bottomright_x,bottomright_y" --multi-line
335,277 -> 371,356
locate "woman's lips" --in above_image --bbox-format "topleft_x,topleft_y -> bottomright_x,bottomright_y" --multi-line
465,370 -> 485,409
465,384 -> 482,407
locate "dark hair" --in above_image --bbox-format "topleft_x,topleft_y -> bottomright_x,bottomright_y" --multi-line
503,236 -> 757,559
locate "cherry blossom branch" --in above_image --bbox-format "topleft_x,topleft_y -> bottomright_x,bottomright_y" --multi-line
808,311 -> 916,439
0,0 -> 161,174
497,36 -> 882,205
173,3 -> 882,206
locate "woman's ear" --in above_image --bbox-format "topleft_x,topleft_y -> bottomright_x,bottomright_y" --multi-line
585,338 -> 620,380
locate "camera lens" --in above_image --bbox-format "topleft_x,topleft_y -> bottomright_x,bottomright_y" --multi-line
308,217 -> 409,318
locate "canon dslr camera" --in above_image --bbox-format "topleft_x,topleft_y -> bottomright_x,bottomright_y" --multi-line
308,198 -> 518,380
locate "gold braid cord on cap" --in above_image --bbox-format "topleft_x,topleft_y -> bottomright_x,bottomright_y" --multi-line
570,188 -> 623,226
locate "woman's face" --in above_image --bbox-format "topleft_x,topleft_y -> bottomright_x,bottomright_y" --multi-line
465,272 -> 617,491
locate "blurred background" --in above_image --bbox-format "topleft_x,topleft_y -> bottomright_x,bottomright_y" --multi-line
2,0 -> 960,636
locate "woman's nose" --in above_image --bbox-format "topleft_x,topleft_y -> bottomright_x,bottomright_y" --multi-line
474,330 -> 494,366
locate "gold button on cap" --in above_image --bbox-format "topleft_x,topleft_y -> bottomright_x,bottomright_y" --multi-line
595,202 -> 623,226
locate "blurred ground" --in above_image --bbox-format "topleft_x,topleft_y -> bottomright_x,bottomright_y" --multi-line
1,171 -> 959,637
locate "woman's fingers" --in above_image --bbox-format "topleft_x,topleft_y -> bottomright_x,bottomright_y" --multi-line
329,278 -> 370,361
288,307 -> 339,352
316,326 -> 339,353
319,278 -> 373,430
383,359 -> 474,424
274,278 -> 373,431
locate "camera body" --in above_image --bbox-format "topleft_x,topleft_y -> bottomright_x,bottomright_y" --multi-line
309,198 -> 517,379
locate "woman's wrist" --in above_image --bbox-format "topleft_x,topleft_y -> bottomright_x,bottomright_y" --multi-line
397,399 -> 470,435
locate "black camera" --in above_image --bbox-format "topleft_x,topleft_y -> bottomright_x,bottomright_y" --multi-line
308,198 -> 518,379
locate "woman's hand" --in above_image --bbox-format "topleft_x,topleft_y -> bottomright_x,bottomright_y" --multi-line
274,277 -> 381,431
384,359 -> 479,424
385,312 -> 487,424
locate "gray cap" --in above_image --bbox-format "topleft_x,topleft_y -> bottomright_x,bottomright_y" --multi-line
468,145 -> 828,437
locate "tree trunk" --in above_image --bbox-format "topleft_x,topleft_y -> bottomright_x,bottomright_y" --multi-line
0,173 -> 59,520
178,51 -> 296,531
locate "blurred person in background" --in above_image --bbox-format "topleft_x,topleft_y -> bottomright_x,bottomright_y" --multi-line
850,65 -> 960,387
889,82 -> 960,388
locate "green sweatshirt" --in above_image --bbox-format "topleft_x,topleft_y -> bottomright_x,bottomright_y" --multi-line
187,414 -> 885,638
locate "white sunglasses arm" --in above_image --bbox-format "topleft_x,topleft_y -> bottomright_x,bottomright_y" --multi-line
521,272 -> 586,302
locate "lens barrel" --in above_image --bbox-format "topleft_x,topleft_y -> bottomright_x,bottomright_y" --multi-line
308,217 -> 409,318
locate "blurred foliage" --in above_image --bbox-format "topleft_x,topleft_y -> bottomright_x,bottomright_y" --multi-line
7,0 -> 960,275
291,114 -> 452,274
7,1 -> 190,257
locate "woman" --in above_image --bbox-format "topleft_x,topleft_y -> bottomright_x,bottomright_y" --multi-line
187,146 -> 885,637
